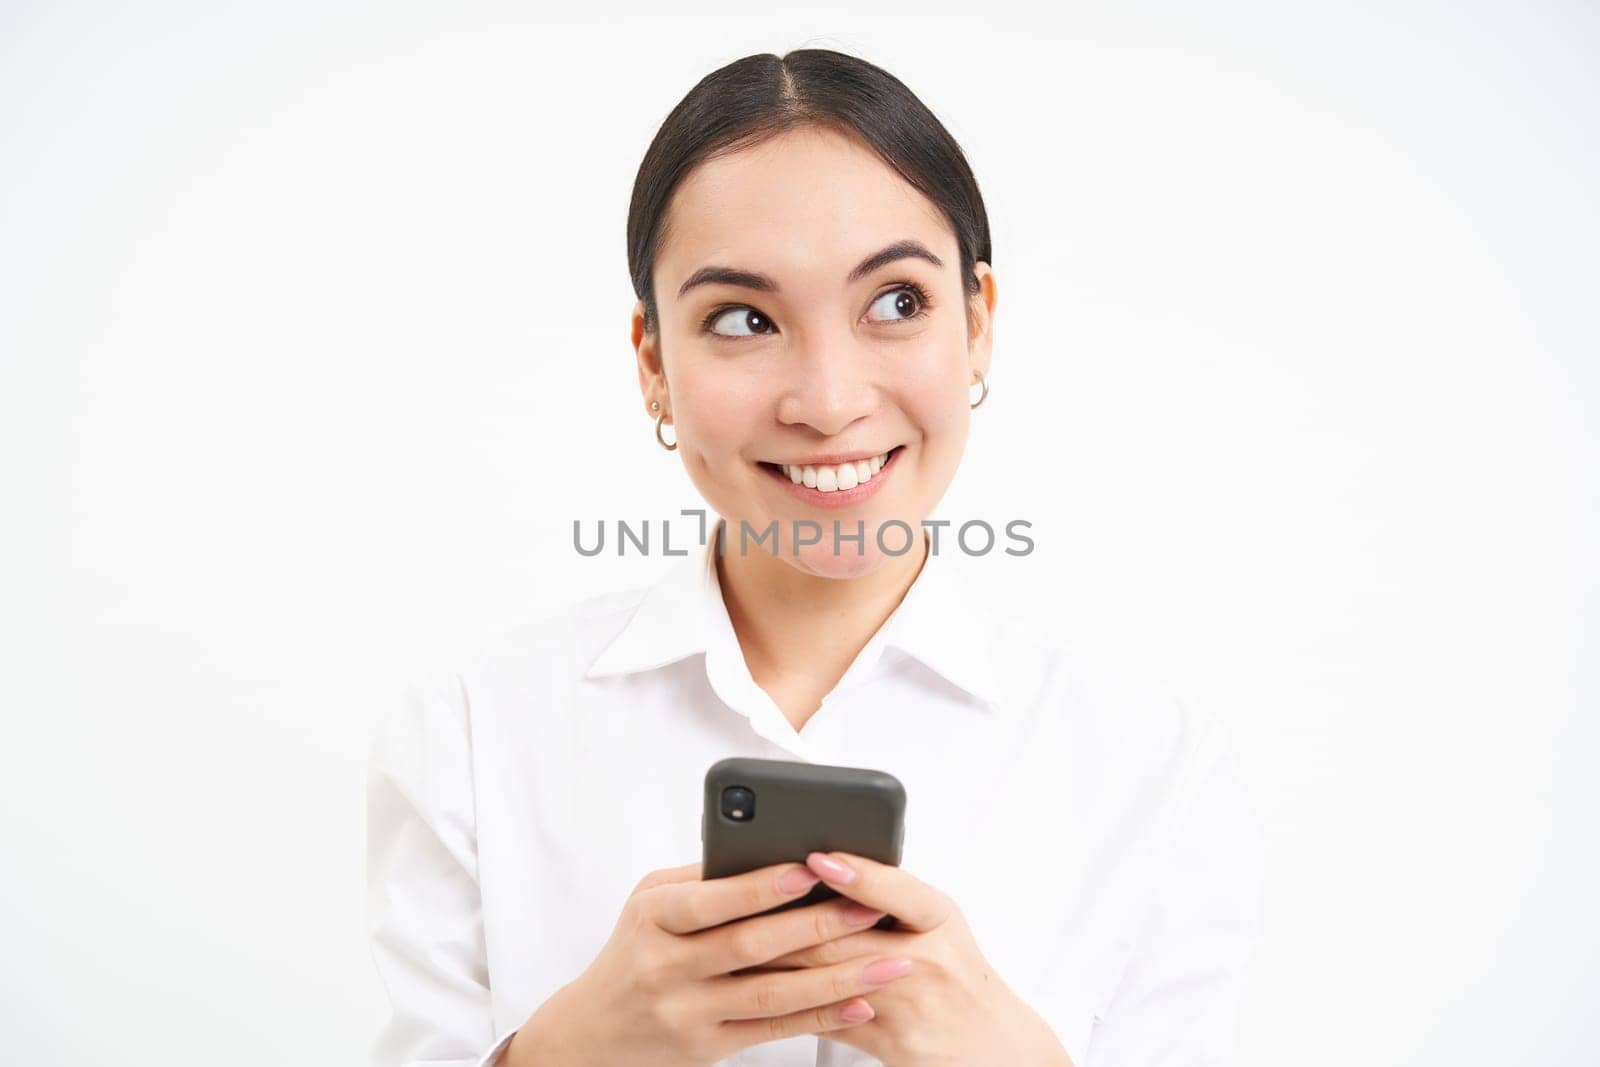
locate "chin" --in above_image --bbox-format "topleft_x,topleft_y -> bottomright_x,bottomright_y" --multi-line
786,541 -> 899,580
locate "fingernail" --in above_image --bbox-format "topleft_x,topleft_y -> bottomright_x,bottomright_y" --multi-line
778,866 -> 821,894
809,853 -> 855,884
862,957 -> 913,985
841,1000 -> 875,1022
844,903 -> 886,926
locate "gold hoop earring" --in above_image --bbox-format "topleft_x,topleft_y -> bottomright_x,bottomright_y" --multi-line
655,412 -> 677,451
970,369 -> 989,409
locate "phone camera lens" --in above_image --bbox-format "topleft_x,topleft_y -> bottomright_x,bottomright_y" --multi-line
721,786 -> 756,822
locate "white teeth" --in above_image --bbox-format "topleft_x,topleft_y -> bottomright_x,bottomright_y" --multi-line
779,450 -> 892,492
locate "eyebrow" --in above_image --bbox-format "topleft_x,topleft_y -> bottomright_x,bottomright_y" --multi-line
675,239 -> 945,299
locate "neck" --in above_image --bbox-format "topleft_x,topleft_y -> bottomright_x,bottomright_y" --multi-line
713,518 -> 930,720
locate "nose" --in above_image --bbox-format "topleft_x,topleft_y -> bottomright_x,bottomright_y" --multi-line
774,333 -> 877,437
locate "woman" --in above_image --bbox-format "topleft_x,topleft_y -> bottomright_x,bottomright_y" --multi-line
367,49 -> 1263,1067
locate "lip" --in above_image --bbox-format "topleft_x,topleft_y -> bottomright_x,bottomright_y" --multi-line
757,446 -> 903,510
764,448 -> 891,467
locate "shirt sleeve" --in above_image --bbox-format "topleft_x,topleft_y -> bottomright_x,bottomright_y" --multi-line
1082,704 -> 1266,1067
366,670 -> 522,1067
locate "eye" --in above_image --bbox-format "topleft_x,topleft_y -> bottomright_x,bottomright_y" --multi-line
705,307 -> 775,338
698,281 -> 934,341
865,284 -> 932,324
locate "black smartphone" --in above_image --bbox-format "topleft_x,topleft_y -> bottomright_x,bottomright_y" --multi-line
702,756 -> 905,931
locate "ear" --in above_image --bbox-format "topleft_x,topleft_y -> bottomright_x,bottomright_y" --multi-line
966,262 -> 997,380
632,298 -> 668,416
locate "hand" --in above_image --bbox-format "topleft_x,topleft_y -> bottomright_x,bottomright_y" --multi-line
502,859 -> 918,1067
743,851 -> 1075,1066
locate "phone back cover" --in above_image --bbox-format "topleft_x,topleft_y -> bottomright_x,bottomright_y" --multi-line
702,756 -> 906,927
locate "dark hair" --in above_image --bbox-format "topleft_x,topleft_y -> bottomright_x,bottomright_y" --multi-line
626,49 -> 992,339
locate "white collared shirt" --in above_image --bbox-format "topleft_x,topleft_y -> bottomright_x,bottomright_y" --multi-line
366,526 -> 1264,1066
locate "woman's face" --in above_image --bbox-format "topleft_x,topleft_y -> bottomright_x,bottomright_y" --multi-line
634,124 -> 995,579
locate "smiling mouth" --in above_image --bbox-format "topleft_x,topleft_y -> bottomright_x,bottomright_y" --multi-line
757,445 -> 904,493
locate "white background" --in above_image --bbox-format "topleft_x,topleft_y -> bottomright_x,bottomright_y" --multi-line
3,3 -> 1595,1064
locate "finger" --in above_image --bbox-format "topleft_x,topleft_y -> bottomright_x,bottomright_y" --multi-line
689,895 -> 888,977
649,860 -> 823,935
716,994 -> 878,1048
756,928 -> 897,971
805,851 -> 952,932
712,950 -> 915,1022
630,861 -> 702,896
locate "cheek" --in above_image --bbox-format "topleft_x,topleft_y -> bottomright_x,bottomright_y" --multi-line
898,354 -> 969,435
673,372 -> 764,458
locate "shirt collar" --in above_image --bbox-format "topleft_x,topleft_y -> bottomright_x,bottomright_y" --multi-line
583,522 -> 1001,715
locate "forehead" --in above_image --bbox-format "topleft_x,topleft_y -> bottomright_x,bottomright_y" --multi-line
658,125 -> 954,293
